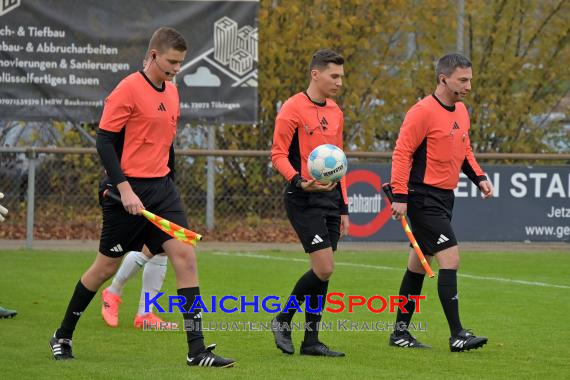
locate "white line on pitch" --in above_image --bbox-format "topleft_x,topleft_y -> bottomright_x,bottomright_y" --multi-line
212,251 -> 570,290
457,273 -> 570,289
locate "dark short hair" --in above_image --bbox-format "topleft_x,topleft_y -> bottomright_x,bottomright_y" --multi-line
146,27 -> 187,57
309,49 -> 344,72
436,53 -> 471,83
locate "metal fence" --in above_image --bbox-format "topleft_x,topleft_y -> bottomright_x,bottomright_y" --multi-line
0,147 -> 296,246
1,147 -> 569,248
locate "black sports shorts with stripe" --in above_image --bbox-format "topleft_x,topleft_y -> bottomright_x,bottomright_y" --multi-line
98,176 -> 189,258
406,183 -> 458,255
284,184 -> 341,254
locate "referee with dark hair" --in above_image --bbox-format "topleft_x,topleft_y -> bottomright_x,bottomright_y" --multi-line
388,53 -> 493,352
270,49 -> 348,357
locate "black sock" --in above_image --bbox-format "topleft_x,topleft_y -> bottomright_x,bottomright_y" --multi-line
304,278 -> 328,344
56,280 -> 96,339
438,269 -> 463,336
178,287 -> 205,357
277,270 -> 323,324
395,269 -> 425,335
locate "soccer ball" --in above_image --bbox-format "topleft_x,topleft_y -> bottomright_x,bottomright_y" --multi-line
307,144 -> 348,183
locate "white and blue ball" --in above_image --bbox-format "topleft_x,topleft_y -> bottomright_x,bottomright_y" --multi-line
307,144 -> 348,183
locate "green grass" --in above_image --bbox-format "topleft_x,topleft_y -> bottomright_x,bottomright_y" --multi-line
1,248 -> 569,379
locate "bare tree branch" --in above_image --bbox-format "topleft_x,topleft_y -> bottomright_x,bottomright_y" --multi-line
520,0 -> 565,60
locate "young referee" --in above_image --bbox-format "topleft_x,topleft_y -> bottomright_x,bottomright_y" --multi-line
49,27 -> 235,368
388,53 -> 493,352
270,49 -> 348,357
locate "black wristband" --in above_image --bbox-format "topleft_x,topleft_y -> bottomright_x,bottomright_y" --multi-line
291,174 -> 304,189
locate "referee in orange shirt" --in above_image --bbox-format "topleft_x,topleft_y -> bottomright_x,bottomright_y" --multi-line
49,27 -> 235,368
388,53 -> 493,352
270,49 -> 348,357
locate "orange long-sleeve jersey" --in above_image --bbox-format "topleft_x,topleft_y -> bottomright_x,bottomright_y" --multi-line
98,71 -> 179,179
271,92 -> 348,214
391,94 -> 487,202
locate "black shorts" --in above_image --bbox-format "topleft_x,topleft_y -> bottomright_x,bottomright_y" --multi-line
284,186 -> 341,253
98,176 -> 189,257
406,183 -> 457,255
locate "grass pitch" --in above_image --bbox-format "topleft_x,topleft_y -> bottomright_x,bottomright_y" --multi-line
0,248 -> 569,379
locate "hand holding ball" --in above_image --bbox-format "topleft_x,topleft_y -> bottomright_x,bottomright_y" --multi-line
307,144 -> 348,184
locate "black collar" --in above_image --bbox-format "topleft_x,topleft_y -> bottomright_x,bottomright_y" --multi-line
139,70 -> 165,92
303,91 -> 327,107
431,93 -> 455,112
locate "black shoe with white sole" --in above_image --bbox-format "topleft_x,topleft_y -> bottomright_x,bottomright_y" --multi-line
187,344 -> 236,368
389,330 -> 432,349
49,333 -> 74,360
449,329 -> 488,352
